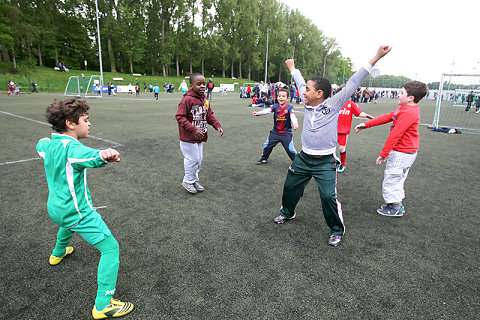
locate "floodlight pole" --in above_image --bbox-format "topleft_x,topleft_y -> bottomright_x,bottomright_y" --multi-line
95,0 -> 104,89
323,47 -> 332,77
264,28 -> 271,84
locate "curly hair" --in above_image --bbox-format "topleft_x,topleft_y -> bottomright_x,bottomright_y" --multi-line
403,81 -> 428,103
309,76 -> 332,99
45,98 -> 90,133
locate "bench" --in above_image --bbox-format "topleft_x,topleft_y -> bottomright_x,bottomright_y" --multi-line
112,77 -> 124,81
132,73 -> 142,76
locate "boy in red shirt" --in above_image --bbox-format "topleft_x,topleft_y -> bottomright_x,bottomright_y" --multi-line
355,81 -> 428,217
176,73 -> 224,194
336,84 -> 374,173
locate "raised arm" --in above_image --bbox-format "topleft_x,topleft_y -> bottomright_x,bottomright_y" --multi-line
331,45 -> 391,109
369,45 -> 392,67
285,59 -> 306,103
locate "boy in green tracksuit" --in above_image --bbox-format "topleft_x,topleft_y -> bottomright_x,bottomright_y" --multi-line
36,98 -> 133,319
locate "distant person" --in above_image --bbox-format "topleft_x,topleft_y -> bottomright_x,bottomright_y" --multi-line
135,83 -> 140,97
7,80 -> 15,95
252,89 -> 298,165
175,73 -> 223,194
335,84 -> 374,173
274,45 -> 391,248
355,80 -> 428,217
31,80 -> 38,93
35,98 -> 134,319
465,91 -> 474,111
289,82 -> 296,102
179,80 -> 188,95
207,78 -> 214,101
153,83 -> 160,100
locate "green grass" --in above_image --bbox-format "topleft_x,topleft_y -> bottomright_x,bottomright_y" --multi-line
1,66 -> 251,94
0,93 -> 479,319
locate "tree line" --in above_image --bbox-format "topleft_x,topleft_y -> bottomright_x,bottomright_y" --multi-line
1,0 -> 365,84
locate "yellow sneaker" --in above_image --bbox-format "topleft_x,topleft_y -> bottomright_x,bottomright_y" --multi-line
49,246 -> 74,266
92,298 -> 134,319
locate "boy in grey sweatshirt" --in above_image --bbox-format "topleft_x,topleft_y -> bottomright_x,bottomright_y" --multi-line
274,45 -> 391,247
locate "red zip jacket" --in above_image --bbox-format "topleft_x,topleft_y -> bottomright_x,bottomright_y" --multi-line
175,89 -> 221,143
364,104 -> 420,158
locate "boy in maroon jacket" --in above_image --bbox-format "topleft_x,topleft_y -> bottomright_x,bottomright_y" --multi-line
175,73 -> 224,193
355,81 -> 428,217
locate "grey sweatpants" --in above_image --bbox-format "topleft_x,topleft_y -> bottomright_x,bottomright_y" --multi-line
382,150 -> 417,203
180,141 -> 203,184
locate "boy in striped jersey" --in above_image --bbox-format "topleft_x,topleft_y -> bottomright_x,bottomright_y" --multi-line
252,88 -> 299,165
36,98 -> 133,319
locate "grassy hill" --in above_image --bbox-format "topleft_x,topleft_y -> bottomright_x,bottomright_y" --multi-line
1,66 -> 252,93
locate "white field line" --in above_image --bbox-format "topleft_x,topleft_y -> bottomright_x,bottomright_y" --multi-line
0,110 -> 122,166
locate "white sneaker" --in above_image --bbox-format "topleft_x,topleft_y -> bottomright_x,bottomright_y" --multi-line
193,181 -> 205,191
182,182 -> 197,194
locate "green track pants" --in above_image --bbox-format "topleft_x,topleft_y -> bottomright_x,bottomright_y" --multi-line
280,151 -> 345,236
52,221 -> 119,311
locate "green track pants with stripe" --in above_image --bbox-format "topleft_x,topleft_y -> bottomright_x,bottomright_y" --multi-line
52,225 -> 119,311
280,151 -> 345,236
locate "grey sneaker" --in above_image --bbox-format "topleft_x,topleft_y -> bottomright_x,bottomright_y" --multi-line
377,204 -> 404,217
193,181 -> 205,192
182,181 -> 197,194
328,234 -> 342,247
273,212 -> 296,224
379,203 -> 406,213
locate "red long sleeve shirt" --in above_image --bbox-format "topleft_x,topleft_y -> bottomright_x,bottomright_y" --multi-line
364,104 -> 420,158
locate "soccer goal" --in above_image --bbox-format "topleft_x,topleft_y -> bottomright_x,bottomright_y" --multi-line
64,75 -> 102,98
432,73 -> 480,132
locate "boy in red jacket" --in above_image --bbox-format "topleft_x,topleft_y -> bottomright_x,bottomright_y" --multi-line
175,73 -> 223,193
355,81 -> 428,217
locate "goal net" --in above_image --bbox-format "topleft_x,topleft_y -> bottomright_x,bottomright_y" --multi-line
64,75 -> 102,98
432,73 -> 480,132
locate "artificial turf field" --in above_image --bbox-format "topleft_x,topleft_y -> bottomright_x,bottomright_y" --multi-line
1,92 -> 479,319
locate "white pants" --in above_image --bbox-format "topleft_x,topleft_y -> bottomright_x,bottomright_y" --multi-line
382,150 -> 417,203
180,141 -> 203,184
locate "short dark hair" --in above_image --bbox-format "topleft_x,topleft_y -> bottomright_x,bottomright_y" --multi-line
309,76 -> 332,99
403,81 -> 428,103
46,98 -> 90,133
190,73 -> 204,84
278,88 -> 290,97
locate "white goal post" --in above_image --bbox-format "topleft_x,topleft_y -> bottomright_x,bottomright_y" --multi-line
432,73 -> 480,132
64,75 -> 102,98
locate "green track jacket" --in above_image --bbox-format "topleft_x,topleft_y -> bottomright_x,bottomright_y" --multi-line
36,133 -> 107,228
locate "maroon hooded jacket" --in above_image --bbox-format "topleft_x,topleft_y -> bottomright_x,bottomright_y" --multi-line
175,89 -> 221,143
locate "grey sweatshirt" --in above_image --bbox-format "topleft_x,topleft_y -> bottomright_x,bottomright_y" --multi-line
292,63 -> 373,155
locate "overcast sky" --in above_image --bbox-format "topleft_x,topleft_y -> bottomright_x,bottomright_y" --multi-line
281,0 -> 480,83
